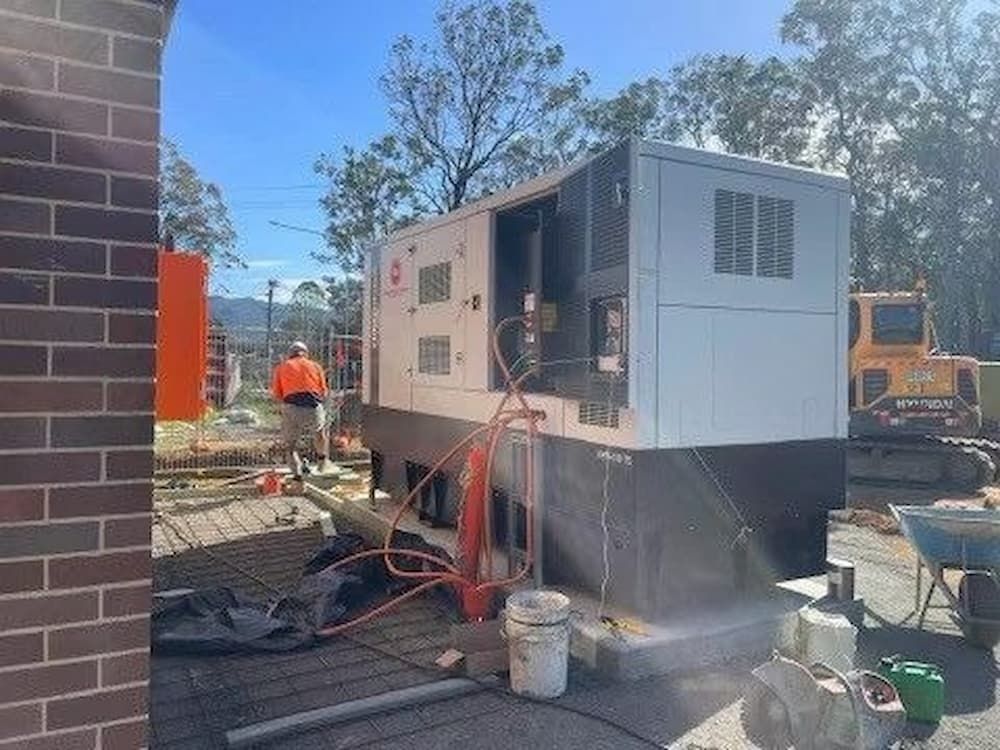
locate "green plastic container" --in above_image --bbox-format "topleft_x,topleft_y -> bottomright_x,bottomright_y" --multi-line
878,656 -> 945,724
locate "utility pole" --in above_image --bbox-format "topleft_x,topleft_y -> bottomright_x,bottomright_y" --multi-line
265,279 -> 278,367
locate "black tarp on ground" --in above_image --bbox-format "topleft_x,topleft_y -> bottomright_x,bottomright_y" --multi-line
151,531 -> 456,655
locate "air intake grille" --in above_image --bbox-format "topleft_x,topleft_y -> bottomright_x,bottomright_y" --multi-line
418,261 -> 451,304
590,142 -> 629,271
958,369 -> 978,405
755,195 -> 794,278
578,401 -> 620,428
714,189 -> 795,278
714,189 -> 755,275
418,336 -> 450,375
862,369 -> 889,405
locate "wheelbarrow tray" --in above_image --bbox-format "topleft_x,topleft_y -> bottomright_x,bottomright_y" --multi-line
890,505 -> 1000,647
889,505 -> 1000,570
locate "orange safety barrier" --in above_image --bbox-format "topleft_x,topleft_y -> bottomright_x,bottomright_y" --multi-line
155,250 -> 208,421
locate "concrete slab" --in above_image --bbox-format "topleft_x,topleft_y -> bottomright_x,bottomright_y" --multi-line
567,578 -> 865,681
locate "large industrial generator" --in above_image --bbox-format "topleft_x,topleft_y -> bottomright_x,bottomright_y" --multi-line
362,139 -> 849,619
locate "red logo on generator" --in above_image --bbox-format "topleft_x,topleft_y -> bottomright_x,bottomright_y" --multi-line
389,258 -> 402,287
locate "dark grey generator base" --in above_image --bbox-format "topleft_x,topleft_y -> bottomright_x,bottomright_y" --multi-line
363,405 -> 846,621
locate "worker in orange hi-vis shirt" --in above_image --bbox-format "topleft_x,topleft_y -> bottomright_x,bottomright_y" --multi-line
271,341 -> 334,479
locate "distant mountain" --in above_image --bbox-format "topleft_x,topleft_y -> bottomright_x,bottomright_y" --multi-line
208,296 -> 286,328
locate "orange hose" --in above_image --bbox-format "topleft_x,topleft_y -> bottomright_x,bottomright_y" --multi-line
313,315 -> 544,636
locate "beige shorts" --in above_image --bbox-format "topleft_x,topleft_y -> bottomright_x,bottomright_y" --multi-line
281,403 -> 325,446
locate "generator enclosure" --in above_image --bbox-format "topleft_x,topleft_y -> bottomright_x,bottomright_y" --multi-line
362,139 -> 850,619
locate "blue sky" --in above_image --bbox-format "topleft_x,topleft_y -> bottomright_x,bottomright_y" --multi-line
162,0 -> 793,300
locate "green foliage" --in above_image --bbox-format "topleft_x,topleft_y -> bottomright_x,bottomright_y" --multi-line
281,280 -> 328,338
784,0 -> 1000,351
160,138 -> 241,268
381,0 -> 586,211
325,275 -> 363,335
314,135 -> 417,274
316,0 -> 1000,354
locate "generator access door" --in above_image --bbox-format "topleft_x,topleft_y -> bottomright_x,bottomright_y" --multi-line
411,221 -> 467,392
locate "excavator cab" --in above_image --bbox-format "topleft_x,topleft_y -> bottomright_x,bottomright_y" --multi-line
849,288 -> 982,438
848,285 -> 996,489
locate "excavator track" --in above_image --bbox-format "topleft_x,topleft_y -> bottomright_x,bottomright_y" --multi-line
848,437 -> 997,491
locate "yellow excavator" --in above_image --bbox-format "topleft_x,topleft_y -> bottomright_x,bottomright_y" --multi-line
848,281 -> 1000,489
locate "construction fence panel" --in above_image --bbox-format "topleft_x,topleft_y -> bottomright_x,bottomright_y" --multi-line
156,325 -> 363,473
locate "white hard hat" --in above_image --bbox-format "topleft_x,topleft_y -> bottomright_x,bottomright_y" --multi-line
288,341 -> 308,355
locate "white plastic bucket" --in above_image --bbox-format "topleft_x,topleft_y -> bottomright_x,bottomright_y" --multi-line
503,590 -> 571,698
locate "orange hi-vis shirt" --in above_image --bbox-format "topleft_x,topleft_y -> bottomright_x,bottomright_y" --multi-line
271,356 -> 328,402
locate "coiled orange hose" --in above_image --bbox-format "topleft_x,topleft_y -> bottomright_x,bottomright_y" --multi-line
315,316 -> 544,637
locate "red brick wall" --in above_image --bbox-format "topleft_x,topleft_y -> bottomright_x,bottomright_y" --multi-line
0,1 -> 163,747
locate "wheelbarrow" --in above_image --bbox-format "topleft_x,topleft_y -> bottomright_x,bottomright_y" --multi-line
741,652 -> 906,750
890,505 -> 1000,648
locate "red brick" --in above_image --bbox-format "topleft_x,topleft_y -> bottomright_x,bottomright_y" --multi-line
58,64 -> 159,109
0,344 -> 47,375
54,276 -> 156,309
0,308 -> 104,342
0,125 -> 51,161
100,650 -> 148,687
113,35 -> 160,73
0,196 -> 49,233
0,451 -> 101,485
106,451 -> 153,481
49,549 -> 151,588
0,521 -> 99,558
109,244 -> 156,277
0,380 -> 103,412
103,514 -> 150,545
0,591 -> 98,628
0,660 -> 96,703
53,346 -> 154,376
50,482 -> 151,518
102,584 -> 150,618
55,133 -> 157,175
0,0 -> 57,17
0,416 -> 46,449
0,49 -> 53,90
0,702 -> 42,741
100,718 -> 146,748
0,729 -> 97,750
0,162 -> 106,202
51,414 -> 152,447
0,89 -> 108,136
108,312 -> 155,343
0,631 -> 43,668
55,205 -> 157,243
0,488 -> 44,521
0,236 -> 106,274
47,685 -> 147,730
0,271 -> 48,304
111,175 -> 158,209
60,0 -> 161,37
0,14 -> 107,64
0,560 -> 43,593
49,617 -> 149,659
106,381 -> 153,411
110,107 -> 158,142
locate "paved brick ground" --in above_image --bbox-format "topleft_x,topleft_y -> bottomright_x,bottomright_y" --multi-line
150,496 -> 998,750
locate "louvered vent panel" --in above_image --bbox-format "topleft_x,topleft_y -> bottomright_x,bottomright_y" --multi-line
756,195 -> 794,279
714,189 -> 754,275
578,401 -> 620,428
590,142 -> 629,271
862,369 -> 889,405
418,261 -> 451,304
418,335 -> 450,375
